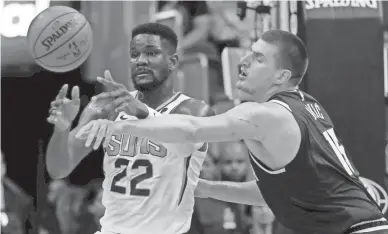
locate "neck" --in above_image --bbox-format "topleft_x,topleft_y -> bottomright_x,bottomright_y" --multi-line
137,78 -> 175,109
262,84 -> 299,102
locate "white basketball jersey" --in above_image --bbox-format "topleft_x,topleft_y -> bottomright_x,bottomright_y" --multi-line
100,92 -> 207,234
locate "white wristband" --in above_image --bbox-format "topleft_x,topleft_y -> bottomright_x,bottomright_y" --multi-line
145,105 -> 161,118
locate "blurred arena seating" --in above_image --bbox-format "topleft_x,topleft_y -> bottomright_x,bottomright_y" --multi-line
153,9 -> 211,104
176,53 -> 210,104
152,9 -> 184,44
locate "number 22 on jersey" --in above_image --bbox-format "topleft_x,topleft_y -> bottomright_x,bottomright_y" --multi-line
107,133 -> 168,197
110,158 -> 153,196
323,128 -> 356,177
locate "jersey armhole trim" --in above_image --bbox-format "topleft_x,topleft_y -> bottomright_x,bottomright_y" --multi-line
249,151 -> 286,174
348,217 -> 388,234
268,100 -> 292,112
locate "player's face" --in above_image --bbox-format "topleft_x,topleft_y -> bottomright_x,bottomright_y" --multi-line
236,39 -> 282,102
129,34 -> 172,92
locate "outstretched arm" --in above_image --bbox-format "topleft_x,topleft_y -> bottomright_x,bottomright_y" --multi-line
119,102 -> 292,143
76,97 -> 215,155
167,98 -> 215,152
145,98 -> 215,155
195,179 -> 266,207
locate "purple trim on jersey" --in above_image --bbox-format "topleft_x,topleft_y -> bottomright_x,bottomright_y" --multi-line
177,155 -> 192,206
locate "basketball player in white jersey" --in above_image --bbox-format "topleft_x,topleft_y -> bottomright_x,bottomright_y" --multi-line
46,22 -> 214,234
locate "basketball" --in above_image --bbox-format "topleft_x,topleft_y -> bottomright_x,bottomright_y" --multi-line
27,6 -> 93,73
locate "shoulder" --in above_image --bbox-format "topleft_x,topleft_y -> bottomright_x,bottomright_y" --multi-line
224,102 -> 283,119
262,102 -> 301,144
230,102 -> 301,139
233,102 -> 295,123
172,98 -> 215,117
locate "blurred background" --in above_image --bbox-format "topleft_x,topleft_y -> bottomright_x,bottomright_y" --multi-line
2,0 -> 388,233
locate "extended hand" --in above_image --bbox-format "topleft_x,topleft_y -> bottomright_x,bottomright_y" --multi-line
47,84 -> 80,131
92,70 -> 149,118
75,119 -> 122,150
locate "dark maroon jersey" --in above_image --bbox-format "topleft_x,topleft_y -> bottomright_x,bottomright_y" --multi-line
248,90 -> 385,234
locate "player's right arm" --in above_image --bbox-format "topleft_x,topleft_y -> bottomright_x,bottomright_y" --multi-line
195,179 -> 266,206
46,85 -> 109,179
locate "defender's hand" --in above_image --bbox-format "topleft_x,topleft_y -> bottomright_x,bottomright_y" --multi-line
47,85 -> 81,131
75,119 -> 119,150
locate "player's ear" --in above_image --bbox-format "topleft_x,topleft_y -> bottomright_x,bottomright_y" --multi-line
274,69 -> 292,84
168,53 -> 179,71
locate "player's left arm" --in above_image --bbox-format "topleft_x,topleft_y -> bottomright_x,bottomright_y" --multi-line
118,101 -> 295,143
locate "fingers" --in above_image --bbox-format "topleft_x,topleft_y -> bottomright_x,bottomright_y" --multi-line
104,96 -> 128,113
57,84 -> 68,99
97,70 -> 125,90
49,108 -> 63,117
47,114 -> 71,130
75,123 -> 94,139
96,77 -> 123,92
104,70 -> 114,82
52,85 -> 75,109
96,76 -> 116,86
75,120 -> 113,150
71,86 -> 80,105
103,126 -> 114,148
91,89 -> 113,101
50,99 -> 64,108
49,97 -> 71,116
95,77 -> 120,96
48,101 -> 63,123
85,122 -> 100,147
49,98 -> 69,116
93,123 -> 107,150
92,88 -> 126,101
114,103 -> 128,113
47,116 -> 57,124
113,95 -> 135,113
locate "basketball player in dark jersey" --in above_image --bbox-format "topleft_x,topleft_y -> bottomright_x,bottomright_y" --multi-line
78,30 -> 388,234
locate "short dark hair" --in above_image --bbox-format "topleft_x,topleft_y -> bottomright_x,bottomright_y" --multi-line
131,22 -> 178,51
261,30 -> 309,85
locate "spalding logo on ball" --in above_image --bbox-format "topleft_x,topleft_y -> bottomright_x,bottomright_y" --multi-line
27,6 -> 93,73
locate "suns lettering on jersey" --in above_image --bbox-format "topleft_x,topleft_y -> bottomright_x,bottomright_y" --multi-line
105,132 -> 168,197
107,133 -> 167,158
305,103 -> 324,121
106,132 -> 167,196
